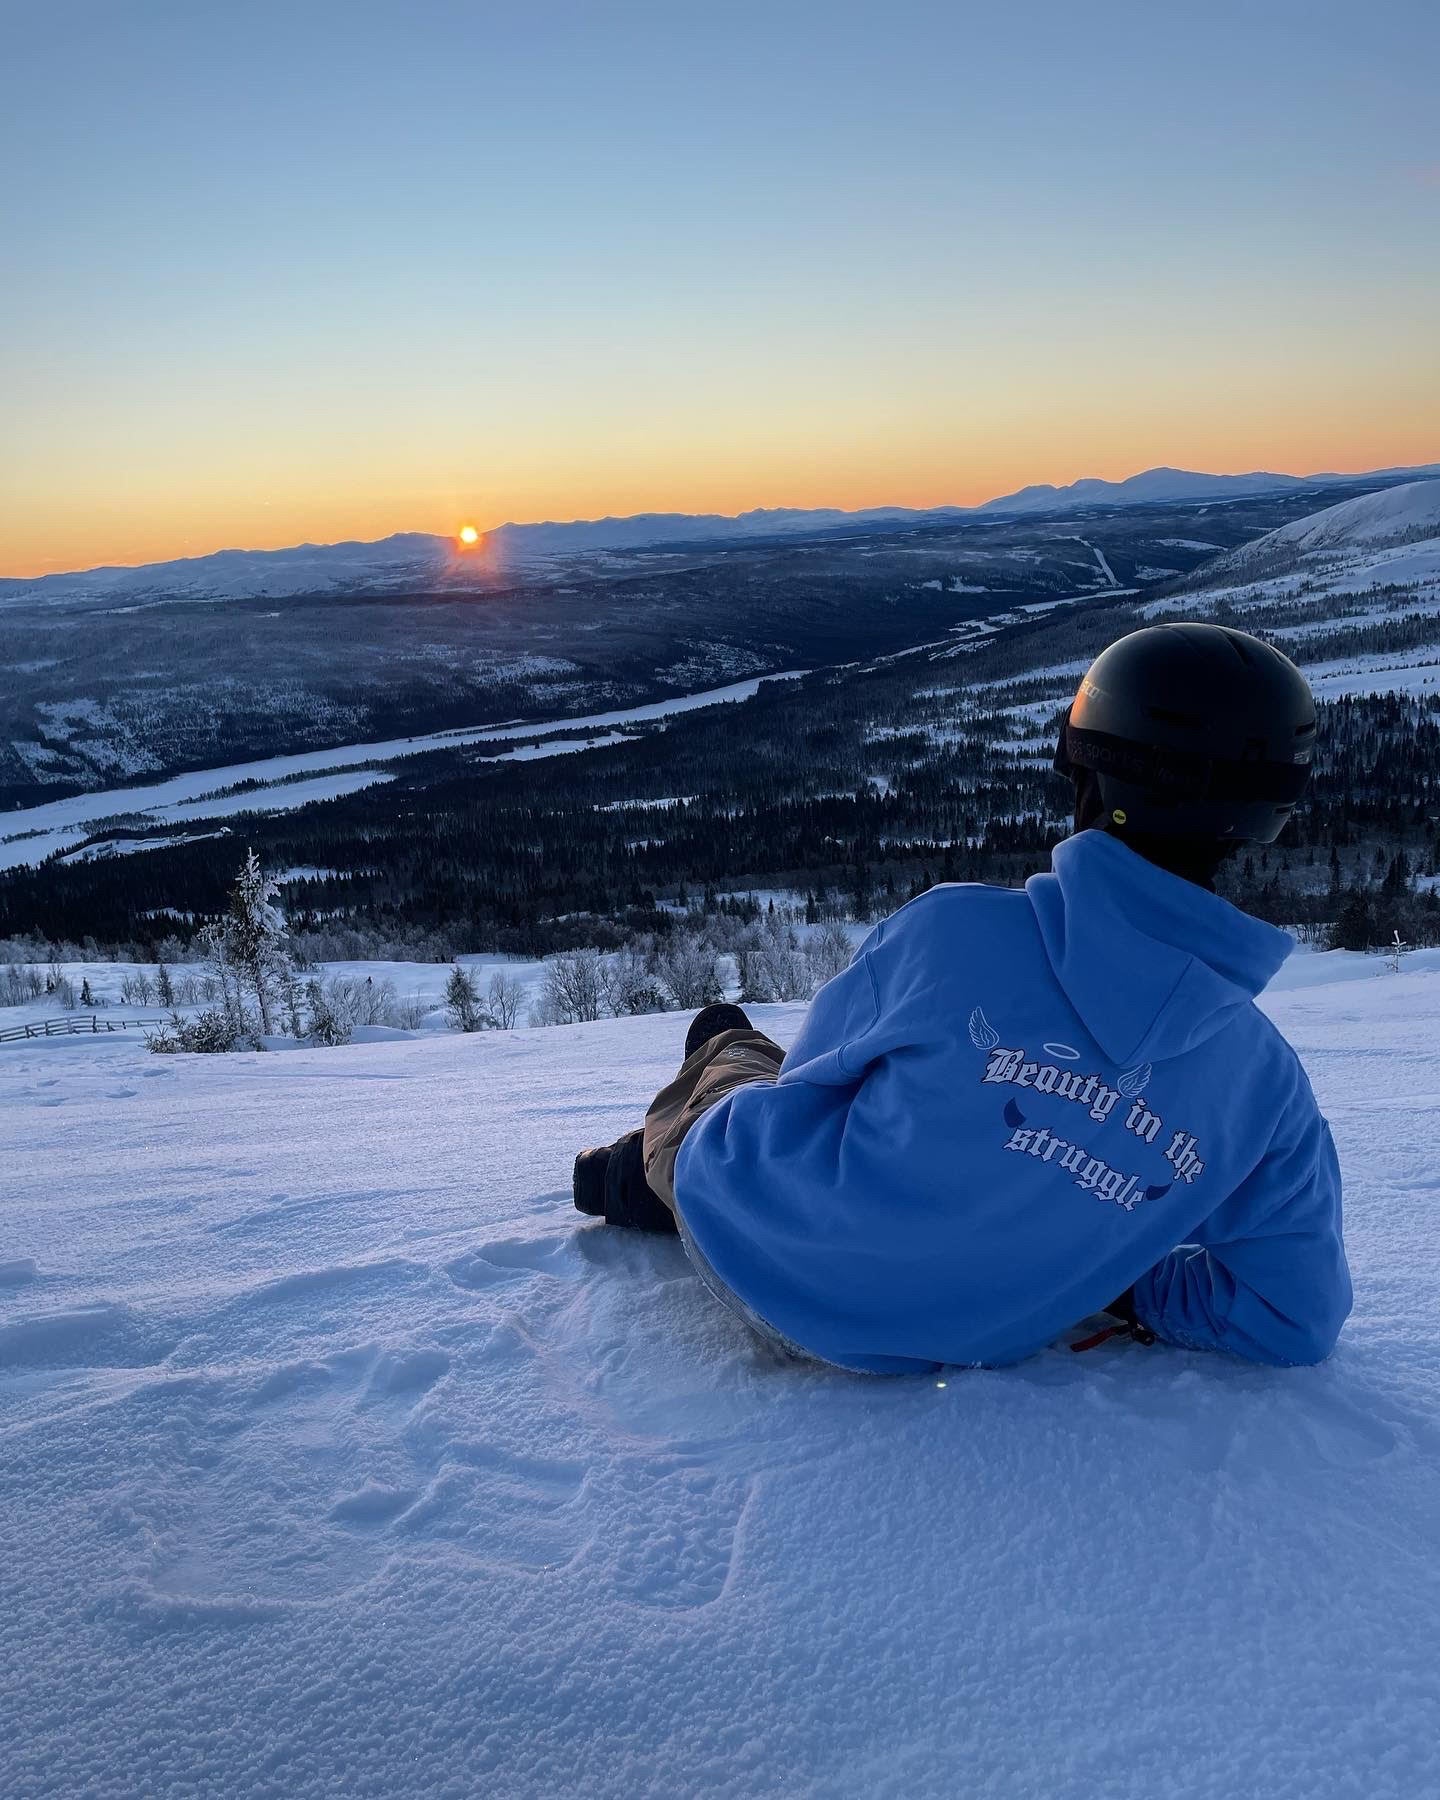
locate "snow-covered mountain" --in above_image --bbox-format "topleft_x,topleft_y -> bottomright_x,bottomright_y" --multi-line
1263,476 -> 1440,554
6,462 -> 1438,606
979,465 -> 1310,515
1141,479 -> 1440,701
0,533 -> 459,607
1187,477 -> 1440,589
3,959 -> 1437,1797
978,463 -> 1440,517
480,502 -> 968,563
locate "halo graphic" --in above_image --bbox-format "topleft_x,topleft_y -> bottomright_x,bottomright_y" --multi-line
1042,1042 -> 1080,1060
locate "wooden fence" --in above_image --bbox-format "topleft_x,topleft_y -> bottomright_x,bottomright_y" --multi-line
0,1014 -> 171,1045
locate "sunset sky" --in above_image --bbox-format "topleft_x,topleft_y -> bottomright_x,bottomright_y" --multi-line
3,0 -> 1437,577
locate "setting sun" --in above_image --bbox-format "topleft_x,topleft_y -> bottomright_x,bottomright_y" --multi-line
458,524 -> 479,546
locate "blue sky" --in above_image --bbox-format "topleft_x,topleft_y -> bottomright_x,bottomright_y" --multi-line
2,0 -> 1436,572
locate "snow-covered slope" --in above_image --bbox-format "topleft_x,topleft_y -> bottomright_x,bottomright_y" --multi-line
4,964 -> 1439,1799
1264,476 -> 1440,553
1177,478 -> 1440,596
1142,480 -> 1440,697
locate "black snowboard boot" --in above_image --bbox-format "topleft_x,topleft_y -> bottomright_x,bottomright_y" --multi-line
572,1128 -> 678,1233
684,1003 -> 754,1060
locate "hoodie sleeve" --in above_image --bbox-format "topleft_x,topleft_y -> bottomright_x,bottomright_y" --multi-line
1130,1081 -> 1352,1366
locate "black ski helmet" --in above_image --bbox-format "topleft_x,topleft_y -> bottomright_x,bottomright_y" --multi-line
1053,623 -> 1317,844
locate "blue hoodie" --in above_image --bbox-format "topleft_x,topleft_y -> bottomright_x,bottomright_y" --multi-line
674,832 -> 1352,1372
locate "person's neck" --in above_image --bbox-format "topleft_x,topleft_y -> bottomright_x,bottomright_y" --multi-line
1105,828 -> 1230,892
1070,776 -> 1232,891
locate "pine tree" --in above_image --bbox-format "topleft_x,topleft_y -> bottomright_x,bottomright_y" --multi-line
202,850 -> 292,1037
1381,850 -> 1412,899
281,972 -> 306,1039
445,963 -> 483,1032
304,978 -> 351,1047
155,962 -> 175,1007
1331,887 -> 1374,952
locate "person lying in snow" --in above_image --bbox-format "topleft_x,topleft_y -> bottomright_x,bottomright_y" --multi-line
573,623 -> 1352,1372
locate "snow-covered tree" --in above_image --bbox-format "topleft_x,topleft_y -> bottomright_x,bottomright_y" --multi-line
201,850 -> 293,1038
601,945 -> 666,1016
146,1007 -> 244,1055
446,963 -> 484,1032
304,978 -> 352,1047
654,932 -> 723,1010
281,972 -> 307,1040
804,919 -> 855,988
539,950 -> 606,1024
741,914 -> 813,1003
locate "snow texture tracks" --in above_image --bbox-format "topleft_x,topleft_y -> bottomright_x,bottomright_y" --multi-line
2,986 -> 1440,1798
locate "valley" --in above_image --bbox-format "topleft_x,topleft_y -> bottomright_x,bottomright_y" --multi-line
2,477 -> 1438,960
0,479 -> 1400,811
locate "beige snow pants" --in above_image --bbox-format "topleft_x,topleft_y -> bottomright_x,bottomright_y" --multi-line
641,1028 -> 785,1210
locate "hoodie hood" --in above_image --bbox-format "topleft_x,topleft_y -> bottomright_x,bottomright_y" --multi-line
1025,831 -> 1293,1065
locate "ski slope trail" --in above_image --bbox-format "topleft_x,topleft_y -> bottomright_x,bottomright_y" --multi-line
1068,535 -> 1120,587
2,966 -> 1439,1798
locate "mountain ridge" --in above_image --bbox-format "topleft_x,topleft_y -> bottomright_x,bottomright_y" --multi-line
6,460 -> 1439,604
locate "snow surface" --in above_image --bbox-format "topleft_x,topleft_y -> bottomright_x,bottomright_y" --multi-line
3,958 -> 1439,1798
1304,651 -> 1440,700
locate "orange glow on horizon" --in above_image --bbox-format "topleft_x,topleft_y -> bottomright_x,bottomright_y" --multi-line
5,427 -> 1439,580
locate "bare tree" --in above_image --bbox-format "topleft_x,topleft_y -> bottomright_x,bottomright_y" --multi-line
540,949 -> 606,1024
805,919 -> 856,989
743,915 -> 813,1003
393,993 -> 431,1030
486,971 -> 524,1030
601,944 -> 666,1016
654,932 -> 724,1010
